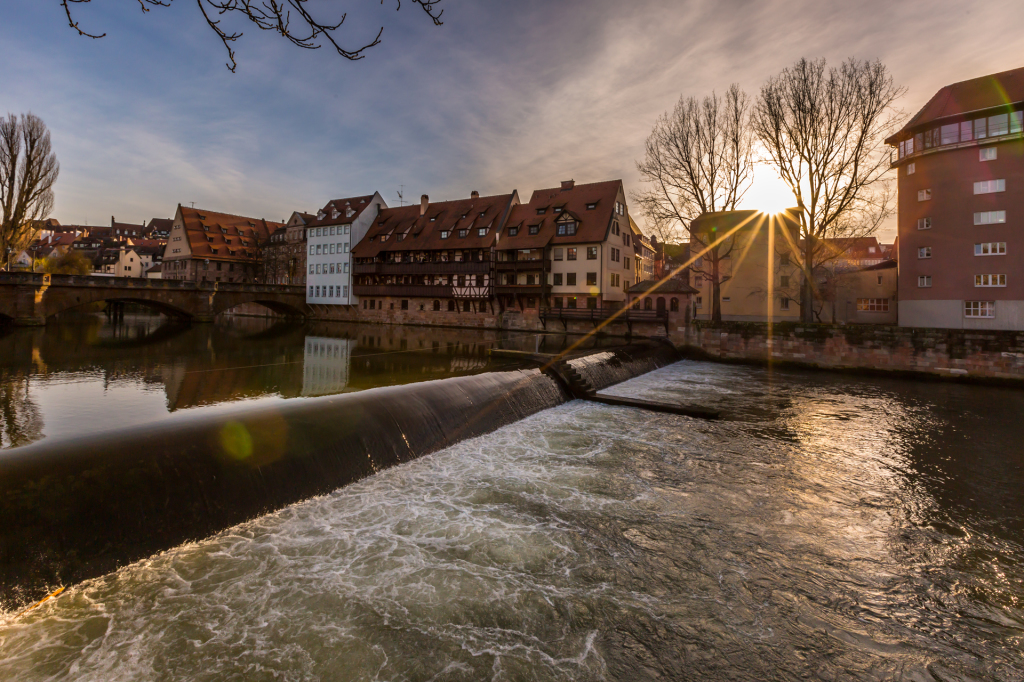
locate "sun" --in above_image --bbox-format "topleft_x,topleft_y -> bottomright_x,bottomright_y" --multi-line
741,166 -> 797,215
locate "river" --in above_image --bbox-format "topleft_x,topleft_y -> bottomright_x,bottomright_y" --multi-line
0,313 -> 1022,680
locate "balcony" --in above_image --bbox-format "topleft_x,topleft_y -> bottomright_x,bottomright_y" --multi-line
495,285 -> 544,296
495,259 -> 550,272
353,260 -> 490,276
352,284 -> 455,298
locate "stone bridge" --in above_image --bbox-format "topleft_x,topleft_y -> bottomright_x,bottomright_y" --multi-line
0,272 -> 310,326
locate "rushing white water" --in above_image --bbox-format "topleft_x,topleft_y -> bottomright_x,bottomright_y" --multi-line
1,360 -> 1022,681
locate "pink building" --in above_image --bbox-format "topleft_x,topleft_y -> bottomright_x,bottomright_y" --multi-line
887,66 -> 1024,330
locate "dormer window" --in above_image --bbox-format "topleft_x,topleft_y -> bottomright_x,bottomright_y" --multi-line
331,211 -> 340,220
458,229 -> 469,238
441,230 -> 450,239
221,228 -> 228,234
430,217 -> 436,222
556,220 -> 577,236
203,224 -> 209,231
461,214 -> 467,219
477,227 -> 487,237
553,207 -> 563,213
536,208 -> 545,215
398,234 -> 405,241
346,209 -> 355,218
479,212 -> 486,218
317,211 -> 326,220
529,225 -> 540,235
380,235 -> 387,242
508,227 -> 519,237
586,203 -> 597,210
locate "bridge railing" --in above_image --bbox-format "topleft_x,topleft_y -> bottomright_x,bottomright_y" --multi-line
0,271 -> 305,294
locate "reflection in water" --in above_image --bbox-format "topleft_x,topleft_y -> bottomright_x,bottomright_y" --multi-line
0,361 -> 1021,680
0,311 -> 621,449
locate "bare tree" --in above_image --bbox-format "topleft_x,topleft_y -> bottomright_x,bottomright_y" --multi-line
61,0 -> 444,72
0,114 -> 60,268
633,84 -> 754,322
753,58 -> 904,322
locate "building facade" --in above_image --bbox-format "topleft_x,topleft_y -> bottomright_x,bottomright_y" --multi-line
888,66 -> 1024,330
306,193 -> 387,305
161,205 -> 283,283
688,210 -> 803,322
264,211 -> 312,286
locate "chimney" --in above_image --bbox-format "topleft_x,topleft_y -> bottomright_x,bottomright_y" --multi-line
471,190 -> 479,199
420,194 -> 429,216
561,180 -> 574,191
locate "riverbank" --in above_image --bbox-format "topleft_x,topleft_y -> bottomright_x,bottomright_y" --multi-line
676,321 -> 1024,386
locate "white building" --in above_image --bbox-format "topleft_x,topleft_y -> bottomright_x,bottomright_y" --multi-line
302,336 -> 354,396
305,192 -> 387,306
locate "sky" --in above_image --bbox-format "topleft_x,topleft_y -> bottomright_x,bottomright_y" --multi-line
3,0 -> 1023,241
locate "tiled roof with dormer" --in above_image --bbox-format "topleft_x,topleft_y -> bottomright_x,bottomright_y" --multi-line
305,196 -> 379,229
177,206 -> 282,262
499,180 -> 624,251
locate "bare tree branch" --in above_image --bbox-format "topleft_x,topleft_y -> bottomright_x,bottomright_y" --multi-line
0,114 -> 60,266
753,57 -> 905,322
633,84 -> 754,322
60,0 -> 445,72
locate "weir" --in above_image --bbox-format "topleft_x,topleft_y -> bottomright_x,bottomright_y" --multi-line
0,342 -> 682,608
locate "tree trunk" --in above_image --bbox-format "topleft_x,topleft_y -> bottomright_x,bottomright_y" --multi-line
801,235 -> 815,323
711,250 -> 722,324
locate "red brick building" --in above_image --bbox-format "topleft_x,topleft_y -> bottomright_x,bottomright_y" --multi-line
887,66 -> 1024,329
162,205 -> 283,283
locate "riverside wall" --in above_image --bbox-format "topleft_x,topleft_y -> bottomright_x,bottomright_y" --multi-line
677,322 -> 1024,383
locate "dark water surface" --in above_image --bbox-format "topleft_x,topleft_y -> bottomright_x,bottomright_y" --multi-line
0,312 -> 607,450
1,316 -> 1022,680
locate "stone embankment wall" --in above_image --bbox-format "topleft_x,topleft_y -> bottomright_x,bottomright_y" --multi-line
679,322 -> 1024,383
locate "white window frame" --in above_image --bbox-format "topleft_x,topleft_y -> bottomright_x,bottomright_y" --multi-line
974,242 -> 1006,256
918,189 -> 932,201
974,179 -> 1006,194
917,217 -> 932,230
918,275 -> 932,288
907,162 -> 916,175
918,246 -> 931,259
974,274 -> 1006,287
974,211 -> 1006,225
964,301 -> 995,318
980,147 -> 997,162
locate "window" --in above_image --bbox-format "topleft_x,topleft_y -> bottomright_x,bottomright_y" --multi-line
553,297 -> 563,308
940,124 -> 959,145
586,246 -> 598,260
556,221 -> 577,236
401,299 -> 409,310
566,296 -> 577,309
441,230 -> 450,239
965,301 -> 995,318
309,265 -> 314,274
477,228 -> 488,237
344,244 -> 350,253
918,246 -> 932,259
309,245 -> 315,255
975,242 -> 1006,256
567,248 -> 577,261
586,203 -> 596,210
988,113 -> 1009,136
553,248 -> 563,261
448,300 -> 456,311
670,298 -> 679,312
380,235 -> 387,242
329,263 -> 336,274
528,225 -> 539,235
463,301 -> 471,312
343,285 -> 349,297
695,296 -> 702,309
918,189 -> 932,201
315,286 -> 320,297
975,274 -> 1006,287
309,286 -> 313,297
458,229 -> 469,238
329,244 -> 335,254
567,273 -> 577,286
1013,111 -> 1024,134
586,272 -> 597,286
877,275 -> 883,285
780,275 -> 790,288
917,217 -> 932,230
907,162 -> 916,175
433,300 -> 441,311
536,208 -> 546,215
857,298 -> 890,312
508,227 -> 519,237
918,275 -> 932,287
780,298 -> 790,310
328,286 -> 334,297
980,147 -> 997,162
780,253 -> 790,266
974,180 -> 1005,194
610,273 -> 619,287
974,211 -> 1006,225
553,273 -> 563,286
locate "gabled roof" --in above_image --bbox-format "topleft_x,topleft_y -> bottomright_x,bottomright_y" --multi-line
146,218 -> 173,233
822,237 -> 883,260
353,193 -> 516,258
175,206 -> 282,262
889,66 -> 1024,141
497,180 -> 624,253
306,196 -> 379,228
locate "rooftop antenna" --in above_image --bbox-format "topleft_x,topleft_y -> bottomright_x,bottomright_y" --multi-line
397,185 -> 405,207
190,201 -> 196,208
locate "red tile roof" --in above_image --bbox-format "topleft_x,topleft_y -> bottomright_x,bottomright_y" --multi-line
305,196 -> 379,229
177,206 -> 282,262
498,180 -> 624,250
891,65 -> 1024,139
353,193 -> 517,259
